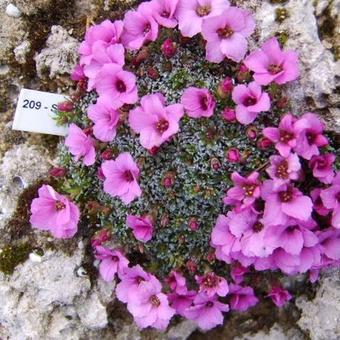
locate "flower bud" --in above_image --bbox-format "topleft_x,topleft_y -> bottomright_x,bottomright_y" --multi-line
257,137 -> 272,150
132,47 -> 149,67
161,39 -> 177,58
186,260 -> 197,273
49,166 -> 67,177
149,146 -> 159,156
101,149 -> 113,160
246,126 -> 258,140
277,96 -> 289,109
226,148 -> 241,163
210,157 -> 221,170
97,167 -> 105,181
222,108 -> 236,122
188,217 -> 199,231
163,172 -> 175,188
217,77 -> 233,99
58,101 -> 74,112
237,64 -> 250,82
147,67 -> 160,80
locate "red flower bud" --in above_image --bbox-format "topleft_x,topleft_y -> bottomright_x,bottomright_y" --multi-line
101,149 -> 113,160
222,108 -> 236,122
257,137 -> 272,150
49,166 -> 67,177
226,148 -> 241,163
246,126 -> 258,140
149,146 -> 159,156
132,47 -> 149,67
163,172 -> 175,188
217,77 -> 233,99
57,101 -> 74,112
147,67 -> 159,80
161,39 -> 177,58
188,217 -> 199,231
186,260 -> 197,273
210,157 -> 221,170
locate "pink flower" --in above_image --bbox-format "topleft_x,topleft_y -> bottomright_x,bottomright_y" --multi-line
195,272 -> 229,297
266,153 -> 301,188
264,219 -> 318,256
185,293 -> 229,330
232,81 -> 270,124
65,124 -> 96,166
230,263 -> 248,284
83,42 -> 125,91
30,185 -> 79,239
127,279 -> 175,330
318,228 -> 340,261
151,0 -> 180,28
267,286 -> 292,307
202,7 -> 255,63
294,113 -> 328,160
161,38 -> 177,58
79,19 -> 124,65
168,290 -> 196,317
88,96 -> 120,142
166,270 -> 187,293
226,148 -> 241,163
263,113 -> 298,157
310,153 -> 335,184
222,108 -> 236,122
176,0 -> 230,38
262,180 -> 313,225
94,64 -> 138,109
181,87 -> 216,118
94,246 -> 129,281
102,152 -> 142,204
129,93 -> 184,150
116,265 -> 160,303
320,173 -> 340,229
311,188 -> 331,216
223,171 -> 261,207
122,3 -> 159,50
229,284 -> 258,311
91,229 -> 111,248
244,37 -> 299,85
217,77 -> 233,99
126,215 -> 154,242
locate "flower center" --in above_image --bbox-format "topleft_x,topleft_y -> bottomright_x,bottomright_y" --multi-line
217,26 -> 234,39
254,198 -> 265,212
243,96 -> 257,107
202,273 -> 219,288
275,160 -> 289,179
112,255 -> 119,261
144,23 -> 151,34
161,10 -> 170,17
279,131 -> 294,143
136,276 -> 144,284
243,184 -> 257,197
306,132 -> 316,145
279,188 -> 293,202
156,119 -> 169,134
316,158 -> 326,169
55,200 -> 66,211
123,170 -> 134,182
268,64 -> 283,75
200,95 -> 209,110
150,295 -> 161,307
196,5 -> 211,17
252,222 -> 264,233
206,301 -> 214,307
116,79 -> 126,93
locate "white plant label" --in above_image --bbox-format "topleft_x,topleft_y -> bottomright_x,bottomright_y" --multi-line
13,88 -> 69,136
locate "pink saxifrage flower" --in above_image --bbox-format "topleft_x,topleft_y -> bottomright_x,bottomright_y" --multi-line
263,113 -> 298,157
129,93 -> 184,150
230,262 -> 248,284
127,279 -> 175,330
176,0 -> 230,38
94,63 -> 138,109
65,123 -> 96,166
244,37 -> 299,85
79,19 -> 124,66
181,87 -> 216,118
126,214 -> 154,242
102,152 -> 142,204
94,246 -> 129,281
226,148 -> 241,163
309,153 -> 335,184
195,272 -> 229,297
88,96 -> 120,142
232,81 -> 270,124
161,38 -> 177,58
30,184 -> 80,239
202,6 -> 255,63
185,293 -> 229,330
122,2 -> 159,50
151,0 -> 180,28
267,286 -> 292,307
229,284 -> 258,312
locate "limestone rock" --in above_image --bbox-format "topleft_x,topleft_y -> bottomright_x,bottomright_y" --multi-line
296,268 -> 340,340
34,25 -> 79,79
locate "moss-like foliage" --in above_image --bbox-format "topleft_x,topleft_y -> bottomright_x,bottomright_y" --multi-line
0,243 -> 32,275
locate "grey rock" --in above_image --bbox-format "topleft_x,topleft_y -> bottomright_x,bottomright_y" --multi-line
5,3 -> 21,17
34,25 -> 79,79
14,40 -> 31,64
296,268 -> 340,340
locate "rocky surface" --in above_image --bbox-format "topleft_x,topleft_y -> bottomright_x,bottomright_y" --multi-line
0,0 -> 339,339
